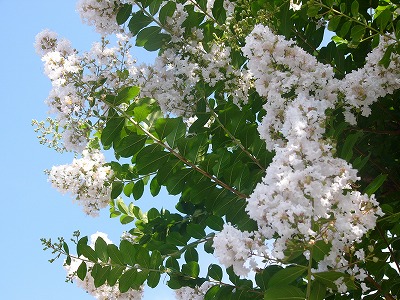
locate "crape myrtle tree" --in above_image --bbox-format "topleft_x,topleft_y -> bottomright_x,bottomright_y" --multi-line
34,0 -> 400,299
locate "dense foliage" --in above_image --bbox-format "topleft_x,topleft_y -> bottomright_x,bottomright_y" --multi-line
36,0 -> 400,299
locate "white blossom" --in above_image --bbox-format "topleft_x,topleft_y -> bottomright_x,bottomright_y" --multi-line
48,150 -> 113,216
175,282 -> 213,300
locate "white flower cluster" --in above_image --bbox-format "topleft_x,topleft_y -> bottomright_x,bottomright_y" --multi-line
213,224 -> 267,276
65,232 -> 143,299
213,24 -> 386,282
48,150 -> 113,216
175,282 -> 213,300
77,0 -> 127,35
141,39 -> 251,116
35,30 -> 140,152
339,35 -> 400,124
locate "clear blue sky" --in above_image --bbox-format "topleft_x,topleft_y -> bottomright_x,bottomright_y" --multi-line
0,1 -> 178,299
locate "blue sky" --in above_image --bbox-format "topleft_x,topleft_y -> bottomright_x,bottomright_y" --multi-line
0,1 -> 177,299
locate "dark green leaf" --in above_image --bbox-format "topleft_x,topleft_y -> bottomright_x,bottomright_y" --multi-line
364,174 -> 387,196
147,271 -> 161,288
165,118 -> 186,148
159,1 -> 176,25
77,236 -> 88,257
92,264 -> 110,288
120,240 -> 137,266
136,26 -> 170,51
119,269 -> 137,293
136,145 -> 170,175
186,223 -> 206,239
351,0 -> 359,17
150,250 -> 163,268
101,117 -> 125,147
95,237 -> 109,263
150,177 -> 161,196
155,117 -> 183,140
116,133 -> 146,158
264,285 -> 305,300
350,25 -> 365,43
376,8 -> 392,32
108,266 -> 125,286
309,281 -> 326,300
212,0 -> 226,23
208,264 -> 223,281
115,86 -> 140,105
184,248 -> 199,262
328,16 -> 342,31
182,261 -> 200,277
116,4 -> 132,25
132,179 -> 144,200
268,266 -> 307,287
111,181 -> 124,199
136,247 -> 151,269
128,11 -> 152,36
80,244 -> 97,262
340,132 -> 362,161
205,215 -> 224,231
77,261 -> 87,281
108,244 -> 125,266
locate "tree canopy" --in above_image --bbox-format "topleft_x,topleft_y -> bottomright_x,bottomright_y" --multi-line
36,0 -> 400,299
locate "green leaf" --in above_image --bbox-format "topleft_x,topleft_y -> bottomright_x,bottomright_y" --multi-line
132,179 -> 144,200
150,177 -> 161,196
116,4 -> 132,25
95,237 -> 109,263
136,26 -> 170,51
150,250 -> 163,268
128,11 -> 152,36
108,244 -> 125,266
119,269 -> 137,293
376,8 -> 392,32
77,261 -> 87,281
117,198 -> 129,215
212,0 -> 227,23
136,145 -> 170,175
364,174 -> 387,196
351,0 -> 359,17
114,86 -> 140,105
186,223 -> 206,239
136,247 -> 151,269
208,264 -> 223,281
328,16 -> 342,31
149,0 -> 163,15
184,248 -> 199,262
340,132 -> 362,161
147,271 -> 161,288
350,25 -> 365,43
108,266 -> 125,286
101,117 -> 125,147
177,133 -> 208,163
120,240 -> 137,266
80,244 -> 98,262
312,240 -> 331,262
63,242 -> 69,255
111,181 -> 124,199
205,215 -> 224,231
182,261 -> 200,277
159,1 -> 176,25
77,236 -> 88,257
268,266 -> 307,287
264,285 -> 305,300
165,168 -> 194,195
165,118 -> 186,148
313,272 -> 355,291
309,281 -> 326,300
166,232 -> 189,247
92,264 -> 111,288
155,117 -> 183,140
